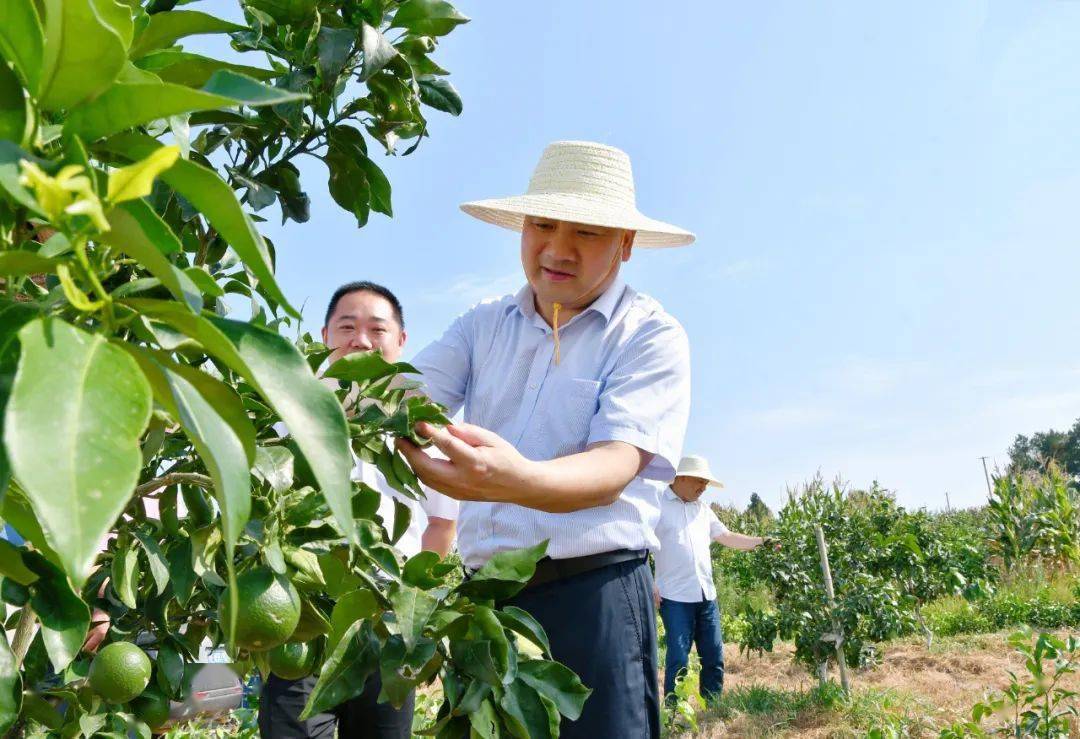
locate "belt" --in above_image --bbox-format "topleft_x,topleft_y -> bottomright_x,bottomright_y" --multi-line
524,548 -> 648,590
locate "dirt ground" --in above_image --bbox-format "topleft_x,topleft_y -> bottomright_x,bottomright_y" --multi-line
681,631 -> 1080,738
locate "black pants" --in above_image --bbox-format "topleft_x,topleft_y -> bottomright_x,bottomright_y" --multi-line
258,670 -> 415,738
502,556 -> 661,739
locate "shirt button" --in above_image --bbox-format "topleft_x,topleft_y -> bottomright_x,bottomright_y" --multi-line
529,384 -> 537,390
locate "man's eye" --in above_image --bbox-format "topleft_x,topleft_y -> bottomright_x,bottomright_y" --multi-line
533,221 -> 554,231
579,230 -> 600,237
373,328 -> 387,335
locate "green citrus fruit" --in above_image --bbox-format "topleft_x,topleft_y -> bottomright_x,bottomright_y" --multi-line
268,640 -> 319,680
219,567 -> 302,651
88,642 -> 152,703
130,685 -> 171,729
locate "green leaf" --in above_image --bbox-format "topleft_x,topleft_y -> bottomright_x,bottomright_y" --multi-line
418,77 -> 462,116
289,597 -> 331,642
323,350 -> 402,384
111,545 -> 139,608
391,0 -> 469,36
254,446 -> 294,493
3,318 -> 151,587
101,134 -> 296,316
23,551 -> 91,673
135,50 -> 278,87
517,659 -> 591,721
402,550 -> 450,589
0,630 -> 22,735
495,606 -> 552,659
0,61 -> 31,147
65,72 -> 308,141
247,0 -> 316,26
359,156 -> 392,216
379,635 -> 437,708
0,539 -> 36,586
317,27 -> 355,82
498,679 -> 557,739
0,141 -> 45,213
131,526 -> 169,596
455,541 -> 547,602
166,538 -> 195,606
155,640 -> 185,698
39,0 -> 133,110
102,199 -> 202,313
300,620 -> 380,720
391,497 -> 411,545
390,585 -> 438,651
0,251 -> 58,277
359,24 -> 397,82
0,0 -> 44,92
206,315 -> 356,544
327,588 -> 379,655
106,145 -> 180,203
129,10 -> 246,59
0,300 -> 38,495
468,698 -> 500,739
326,131 -> 371,227
127,350 -> 250,556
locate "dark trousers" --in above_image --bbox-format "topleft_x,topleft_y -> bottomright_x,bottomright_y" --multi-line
658,597 -> 724,700
258,670 -> 415,738
502,557 -> 660,739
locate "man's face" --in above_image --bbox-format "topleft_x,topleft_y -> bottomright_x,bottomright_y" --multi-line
520,216 -> 634,309
671,475 -> 709,501
322,290 -> 405,365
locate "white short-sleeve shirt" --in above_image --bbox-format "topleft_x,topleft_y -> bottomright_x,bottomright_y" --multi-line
411,278 -> 692,569
352,456 -> 458,559
653,488 -> 728,603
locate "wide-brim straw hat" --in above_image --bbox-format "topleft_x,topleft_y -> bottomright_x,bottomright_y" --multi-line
460,141 -> 695,248
676,454 -> 724,488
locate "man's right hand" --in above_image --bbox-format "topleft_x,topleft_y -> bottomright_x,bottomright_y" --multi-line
653,585 -> 661,609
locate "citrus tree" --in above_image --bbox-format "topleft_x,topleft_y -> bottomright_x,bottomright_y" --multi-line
738,479 -> 993,676
0,1 -> 588,736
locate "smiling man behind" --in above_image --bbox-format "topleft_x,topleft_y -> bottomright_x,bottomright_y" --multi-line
400,141 -> 694,737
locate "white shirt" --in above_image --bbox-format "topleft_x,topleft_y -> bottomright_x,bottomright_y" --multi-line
412,278 -> 691,568
653,488 -> 729,602
352,457 -> 458,560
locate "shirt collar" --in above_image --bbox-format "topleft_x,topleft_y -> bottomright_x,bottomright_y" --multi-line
513,277 -> 626,328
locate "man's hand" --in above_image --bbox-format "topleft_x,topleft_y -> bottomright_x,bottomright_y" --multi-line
398,422 -> 646,513
761,536 -> 781,551
82,607 -> 109,654
398,422 -> 533,504
653,585 -> 661,609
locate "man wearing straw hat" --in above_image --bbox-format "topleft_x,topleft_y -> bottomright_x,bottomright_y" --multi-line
398,141 -> 693,737
653,454 -> 773,703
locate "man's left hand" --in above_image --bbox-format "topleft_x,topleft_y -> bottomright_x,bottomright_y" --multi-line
398,422 -> 533,503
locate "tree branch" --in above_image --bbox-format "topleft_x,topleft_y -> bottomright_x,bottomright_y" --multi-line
135,472 -> 214,497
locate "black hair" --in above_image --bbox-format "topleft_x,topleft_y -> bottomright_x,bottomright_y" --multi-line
324,281 -> 404,329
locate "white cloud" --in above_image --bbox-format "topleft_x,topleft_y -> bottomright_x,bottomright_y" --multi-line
716,258 -> 769,280
422,270 -> 522,306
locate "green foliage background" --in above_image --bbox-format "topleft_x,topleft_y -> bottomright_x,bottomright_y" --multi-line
0,2 -> 588,737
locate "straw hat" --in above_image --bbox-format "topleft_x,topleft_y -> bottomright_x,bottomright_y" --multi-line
675,455 -> 724,488
460,141 -> 695,248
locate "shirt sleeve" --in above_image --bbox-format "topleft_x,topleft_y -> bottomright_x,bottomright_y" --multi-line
420,486 -> 459,521
587,318 -> 691,482
708,507 -> 730,539
410,307 -> 476,416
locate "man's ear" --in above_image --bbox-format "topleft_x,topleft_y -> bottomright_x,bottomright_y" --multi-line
399,329 -> 408,350
622,230 -> 636,260
321,325 -> 329,344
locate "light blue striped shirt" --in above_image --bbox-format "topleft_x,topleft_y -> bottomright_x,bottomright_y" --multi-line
412,277 -> 691,568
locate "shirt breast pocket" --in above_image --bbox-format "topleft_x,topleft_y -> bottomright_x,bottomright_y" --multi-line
539,378 -> 602,458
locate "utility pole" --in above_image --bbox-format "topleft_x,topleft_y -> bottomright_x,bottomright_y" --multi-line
945,492 -> 951,513
979,456 -> 994,498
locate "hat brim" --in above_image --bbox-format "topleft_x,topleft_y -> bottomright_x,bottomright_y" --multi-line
461,193 -> 695,248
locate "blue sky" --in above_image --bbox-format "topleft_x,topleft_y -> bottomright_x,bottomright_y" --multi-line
200,1 -> 1080,511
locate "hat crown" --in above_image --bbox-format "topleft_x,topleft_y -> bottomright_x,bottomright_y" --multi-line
525,141 -> 637,211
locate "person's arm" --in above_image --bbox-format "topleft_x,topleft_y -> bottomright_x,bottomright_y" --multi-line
398,318 -> 691,513
410,308 -> 475,415
399,423 -> 648,513
714,531 -> 767,551
420,516 -> 456,558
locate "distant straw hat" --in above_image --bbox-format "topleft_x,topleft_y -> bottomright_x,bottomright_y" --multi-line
675,455 -> 724,488
460,141 -> 695,248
